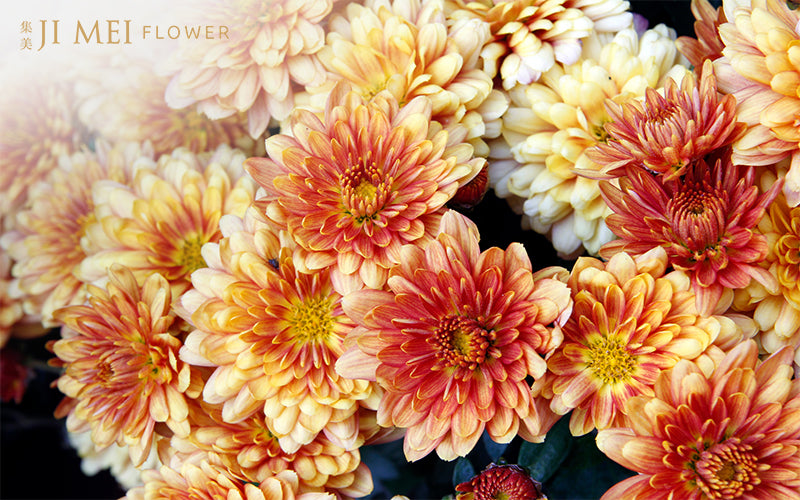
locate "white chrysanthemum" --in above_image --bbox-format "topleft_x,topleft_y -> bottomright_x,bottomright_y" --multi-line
67,427 -> 160,490
489,26 -> 690,257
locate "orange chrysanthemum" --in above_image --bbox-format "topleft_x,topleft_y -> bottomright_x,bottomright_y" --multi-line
52,265 -> 203,466
534,248 -> 737,436
126,450 -> 335,500
597,340 -> 800,499
246,83 -> 483,289
2,143 -> 152,327
445,0 -> 594,89
599,156 -> 780,315
455,464 -> 546,500
179,207 -> 379,454
163,0 -> 331,138
586,60 -> 745,180
675,0 -> 727,71
336,210 -> 572,461
78,145 -> 257,299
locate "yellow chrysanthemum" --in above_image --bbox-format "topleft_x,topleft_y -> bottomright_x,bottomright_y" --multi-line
78,145 -> 257,299
488,26 -> 690,256
179,207 -> 380,454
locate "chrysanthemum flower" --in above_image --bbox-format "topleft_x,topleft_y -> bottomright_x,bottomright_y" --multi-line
246,83 -> 483,289
534,248 -> 736,436
596,340 -> 800,499
310,0 -> 501,156
675,0 -> 727,70
0,64 -> 87,223
163,0 -> 331,138
183,401 -> 373,498
2,143 -> 153,327
179,207 -> 379,454
586,60 -> 745,180
488,26 -> 690,256
445,0 -> 594,89
126,450 -> 335,500
78,145 -> 257,299
599,156 -> 780,315
455,463 -> 546,500
715,0 -> 800,204
52,265 -> 203,466
79,57 -> 259,157
336,210 -> 572,461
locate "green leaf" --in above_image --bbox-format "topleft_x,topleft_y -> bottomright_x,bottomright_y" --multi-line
452,457 -> 476,487
517,416 -> 573,483
481,432 -> 509,462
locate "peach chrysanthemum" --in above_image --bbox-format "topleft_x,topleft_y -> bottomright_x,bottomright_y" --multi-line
599,156 -> 780,315
675,0 -> 727,71
586,60 -> 745,180
78,145 -> 257,299
2,143 -> 153,327
596,340 -> 800,500
80,57 -> 259,157
52,265 -> 203,466
162,0 -> 331,139
182,401 -> 373,498
179,207 -> 379,454
715,0 -> 800,204
488,26 -> 690,256
445,0 -> 594,89
246,83 -> 483,289
126,450 -> 335,500
310,0 -> 501,156
336,210 -> 572,461
0,64 -> 88,224
533,247 -> 740,436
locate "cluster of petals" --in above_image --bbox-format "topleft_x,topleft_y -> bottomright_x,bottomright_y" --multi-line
246,83 -> 483,289
675,0 -> 727,70
52,265 -> 203,466
714,0 -> 800,204
533,247 -> 736,436
597,340 -> 800,499
488,26 -> 690,256
336,210 -> 572,461
310,0 -> 502,157
78,145 -> 257,298
2,142 -> 153,327
163,0 -> 333,138
586,60 -> 746,180
455,463 -> 546,500
179,207 -> 379,455
599,155 -> 780,316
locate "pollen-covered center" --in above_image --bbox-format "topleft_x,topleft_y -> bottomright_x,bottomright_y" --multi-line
177,236 -> 208,275
340,150 -> 394,223
669,182 -> 728,258
586,336 -> 636,384
289,296 -> 335,344
429,315 -> 498,370
694,439 -> 760,498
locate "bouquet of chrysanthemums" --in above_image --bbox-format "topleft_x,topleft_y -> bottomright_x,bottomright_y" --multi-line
2,0 -> 799,498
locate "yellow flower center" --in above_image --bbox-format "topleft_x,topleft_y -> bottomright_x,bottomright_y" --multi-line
290,296 -> 335,343
586,336 -> 636,384
694,439 -> 760,498
340,151 -> 393,223
178,236 -> 207,275
429,315 -> 498,371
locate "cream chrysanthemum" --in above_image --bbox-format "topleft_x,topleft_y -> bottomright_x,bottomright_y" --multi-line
179,207 -> 380,454
715,0 -> 800,205
310,0 -> 503,157
2,142 -> 153,327
162,0 -> 332,138
78,145 -> 257,299
489,26 -> 689,256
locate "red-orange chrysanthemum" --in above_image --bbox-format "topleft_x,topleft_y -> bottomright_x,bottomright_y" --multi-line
597,340 -> 800,499
52,265 -> 203,466
246,83 -> 484,289
599,156 -> 780,315
533,248 -> 730,436
179,208 -> 379,454
676,0 -> 727,71
336,210 -> 572,461
455,464 -> 546,500
586,60 -> 745,181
